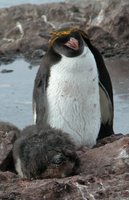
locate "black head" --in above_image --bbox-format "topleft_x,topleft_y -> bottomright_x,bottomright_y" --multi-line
49,28 -> 89,57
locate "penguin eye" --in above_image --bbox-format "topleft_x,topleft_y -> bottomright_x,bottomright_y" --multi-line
51,153 -> 66,165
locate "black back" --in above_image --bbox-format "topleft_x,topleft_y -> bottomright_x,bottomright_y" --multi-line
82,37 -> 114,139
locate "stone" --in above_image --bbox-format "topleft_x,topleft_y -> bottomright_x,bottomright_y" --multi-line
0,0 -> 129,64
0,121 -> 20,171
0,134 -> 129,199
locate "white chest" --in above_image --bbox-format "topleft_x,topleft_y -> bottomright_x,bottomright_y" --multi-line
46,47 -> 101,148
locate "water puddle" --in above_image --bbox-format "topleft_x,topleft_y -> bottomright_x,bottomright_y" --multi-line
0,59 -> 38,128
106,58 -> 129,134
0,0 -> 64,9
0,57 -> 129,133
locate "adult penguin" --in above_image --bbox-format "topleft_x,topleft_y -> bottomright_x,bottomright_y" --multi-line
33,27 -> 114,148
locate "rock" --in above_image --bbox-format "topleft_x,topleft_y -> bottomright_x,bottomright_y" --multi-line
95,133 -> 124,147
0,0 -> 129,64
0,121 -> 20,171
0,69 -> 13,73
80,136 -> 129,176
68,0 -> 129,58
0,134 -> 129,199
0,3 -> 85,64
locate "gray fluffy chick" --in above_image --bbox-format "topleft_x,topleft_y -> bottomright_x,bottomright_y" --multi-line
13,125 -> 80,179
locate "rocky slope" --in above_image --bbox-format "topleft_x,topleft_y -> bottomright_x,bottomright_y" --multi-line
0,0 -> 129,65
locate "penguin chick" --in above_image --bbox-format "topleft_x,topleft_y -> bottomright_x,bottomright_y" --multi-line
13,125 -> 80,179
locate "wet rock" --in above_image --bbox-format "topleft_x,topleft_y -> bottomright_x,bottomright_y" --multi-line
0,121 -> 20,171
0,69 -> 13,73
0,134 -> 129,199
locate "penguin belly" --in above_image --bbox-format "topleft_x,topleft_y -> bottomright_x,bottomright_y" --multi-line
46,47 -> 101,148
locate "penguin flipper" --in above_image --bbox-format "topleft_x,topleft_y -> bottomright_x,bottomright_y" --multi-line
33,60 -> 49,126
98,81 -> 114,140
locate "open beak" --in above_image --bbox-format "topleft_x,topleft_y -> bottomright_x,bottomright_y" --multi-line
64,37 -> 79,50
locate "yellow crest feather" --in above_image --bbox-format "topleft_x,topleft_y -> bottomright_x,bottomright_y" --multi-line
49,28 -> 89,46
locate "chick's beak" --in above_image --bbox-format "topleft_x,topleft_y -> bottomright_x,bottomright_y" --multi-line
64,37 -> 79,50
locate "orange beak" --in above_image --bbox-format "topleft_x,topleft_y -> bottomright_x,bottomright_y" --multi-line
64,37 -> 79,50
